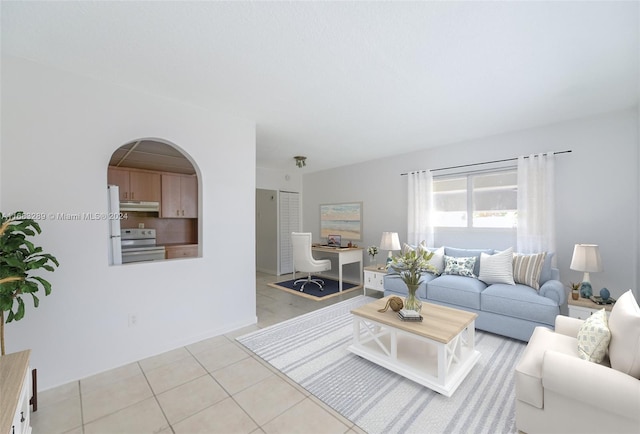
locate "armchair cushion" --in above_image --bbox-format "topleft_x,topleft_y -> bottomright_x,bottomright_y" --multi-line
542,350 -> 640,421
577,308 -> 611,363
608,290 -> 640,379
515,326 -> 578,408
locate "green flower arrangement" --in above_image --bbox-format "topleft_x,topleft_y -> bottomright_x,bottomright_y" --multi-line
388,248 -> 436,286
367,246 -> 378,258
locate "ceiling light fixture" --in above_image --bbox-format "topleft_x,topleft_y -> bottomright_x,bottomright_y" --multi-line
294,156 -> 307,168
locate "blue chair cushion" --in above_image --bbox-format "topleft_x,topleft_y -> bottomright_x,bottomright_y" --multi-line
481,284 -> 558,325
426,275 -> 486,310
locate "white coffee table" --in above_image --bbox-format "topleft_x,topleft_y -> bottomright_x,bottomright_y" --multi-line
348,296 -> 480,397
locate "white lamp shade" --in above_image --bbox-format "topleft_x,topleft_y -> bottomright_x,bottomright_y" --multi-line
380,232 -> 401,251
570,244 -> 603,272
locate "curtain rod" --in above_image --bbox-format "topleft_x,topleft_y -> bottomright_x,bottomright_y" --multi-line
400,150 -> 572,176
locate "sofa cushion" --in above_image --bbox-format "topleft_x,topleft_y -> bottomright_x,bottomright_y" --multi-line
608,290 -> 640,379
426,275 -> 486,310
444,247 -> 493,276
515,326 -> 578,409
481,284 -> 558,325
577,308 -> 611,363
479,248 -> 515,285
443,255 -> 476,278
513,252 -> 547,290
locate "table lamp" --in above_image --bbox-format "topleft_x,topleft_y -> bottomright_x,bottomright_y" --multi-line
570,244 -> 603,298
380,232 -> 401,268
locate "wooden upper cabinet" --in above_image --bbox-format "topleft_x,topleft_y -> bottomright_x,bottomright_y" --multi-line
108,167 -> 161,202
180,175 -> 198,218
107,167 -> 130,201
129,171 -> 161,202
161,173 -> 198,218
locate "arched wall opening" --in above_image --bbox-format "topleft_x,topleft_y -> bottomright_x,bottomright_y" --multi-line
107,138 -> 202,264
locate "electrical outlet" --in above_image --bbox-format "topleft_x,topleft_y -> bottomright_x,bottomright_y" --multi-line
128,314 -> 138,327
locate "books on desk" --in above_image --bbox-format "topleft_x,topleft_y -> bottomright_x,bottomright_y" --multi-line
398,309 -> 423,322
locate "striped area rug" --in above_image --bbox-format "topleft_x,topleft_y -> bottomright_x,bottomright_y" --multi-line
237,296 -> 525,434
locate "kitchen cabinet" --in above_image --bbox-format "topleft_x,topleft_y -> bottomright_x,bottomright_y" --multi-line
165,244 -> 198,259
161,174 -> 197,218
0,350 -> 32,434
108,167 -> 161,202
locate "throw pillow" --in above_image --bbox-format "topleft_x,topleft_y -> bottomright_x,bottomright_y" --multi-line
426,246 -> 445,275
478,248 -> 515,285
608,290 -> 640,379
402,241 -> 427,254
443,255 -> 476,278
512,252 -> 547,290
577,308 -> 611,363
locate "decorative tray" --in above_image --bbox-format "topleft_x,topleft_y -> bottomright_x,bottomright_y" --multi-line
589,296 -> 616,305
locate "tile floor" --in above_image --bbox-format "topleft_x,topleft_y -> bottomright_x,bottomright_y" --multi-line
32,272 -> 380,434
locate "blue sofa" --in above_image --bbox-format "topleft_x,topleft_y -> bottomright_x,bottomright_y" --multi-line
383,247 -> 567,341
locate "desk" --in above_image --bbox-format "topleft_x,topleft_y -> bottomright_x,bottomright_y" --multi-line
311,246 -> 363,291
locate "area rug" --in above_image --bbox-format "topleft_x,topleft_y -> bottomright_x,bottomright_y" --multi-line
237,295 -> 525,434
268,275 -> 361,300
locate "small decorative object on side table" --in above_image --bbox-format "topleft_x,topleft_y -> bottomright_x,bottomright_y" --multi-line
367,246 -> 378,266
569,282 -> 581,300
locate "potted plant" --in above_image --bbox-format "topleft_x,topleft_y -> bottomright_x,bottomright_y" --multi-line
367,246 -> 378,266
0,212 -> 59,355
569,282 -> 580,300
388,248 -> 436,312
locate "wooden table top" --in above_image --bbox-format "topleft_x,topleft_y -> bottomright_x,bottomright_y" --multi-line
351,296 -> 477,344
0,350 -> 30,434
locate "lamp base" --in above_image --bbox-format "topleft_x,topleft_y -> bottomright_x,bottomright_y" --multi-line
580,281 -> 593,298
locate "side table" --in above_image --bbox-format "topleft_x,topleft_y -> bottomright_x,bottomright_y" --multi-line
567,296 -> 614,320
363,265 -> 387,296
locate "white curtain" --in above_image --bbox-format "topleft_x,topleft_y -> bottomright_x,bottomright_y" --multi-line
407,170 -> 434,246
517,153 -> 555,262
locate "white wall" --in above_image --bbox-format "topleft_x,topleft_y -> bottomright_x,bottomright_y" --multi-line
0,56 -> 257,390
303,108 -> 639,299
256,167 -> 302,193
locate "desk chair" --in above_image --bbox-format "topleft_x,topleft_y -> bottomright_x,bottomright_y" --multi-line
291,232 -> 331,291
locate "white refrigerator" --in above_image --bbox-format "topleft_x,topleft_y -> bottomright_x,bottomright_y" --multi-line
108,185 -> 122,265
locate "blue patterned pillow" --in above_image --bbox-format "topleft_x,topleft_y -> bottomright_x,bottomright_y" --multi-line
443,255 -> 477,278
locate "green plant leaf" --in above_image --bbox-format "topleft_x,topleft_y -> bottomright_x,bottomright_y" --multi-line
14,298 -> 25,321
31,276 -> 52,296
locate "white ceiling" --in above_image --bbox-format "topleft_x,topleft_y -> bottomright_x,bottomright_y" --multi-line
2,1 -> 638,173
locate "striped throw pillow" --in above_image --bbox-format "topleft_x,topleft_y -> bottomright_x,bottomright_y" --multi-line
513,252 -> 547,290
479,248 -> 515,285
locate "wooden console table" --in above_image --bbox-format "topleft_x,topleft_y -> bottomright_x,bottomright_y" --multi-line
0,350 -> 32,434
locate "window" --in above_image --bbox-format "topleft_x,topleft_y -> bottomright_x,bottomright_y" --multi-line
433,170 -> 517,228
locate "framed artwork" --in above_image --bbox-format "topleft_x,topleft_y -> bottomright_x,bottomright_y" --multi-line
320,202 -> 362,241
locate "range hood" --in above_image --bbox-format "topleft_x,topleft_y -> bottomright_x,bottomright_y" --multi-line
119,201 -> 160,213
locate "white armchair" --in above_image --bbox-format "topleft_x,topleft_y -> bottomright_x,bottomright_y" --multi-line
291,232 -> 331,291
515,290 -> 640,433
